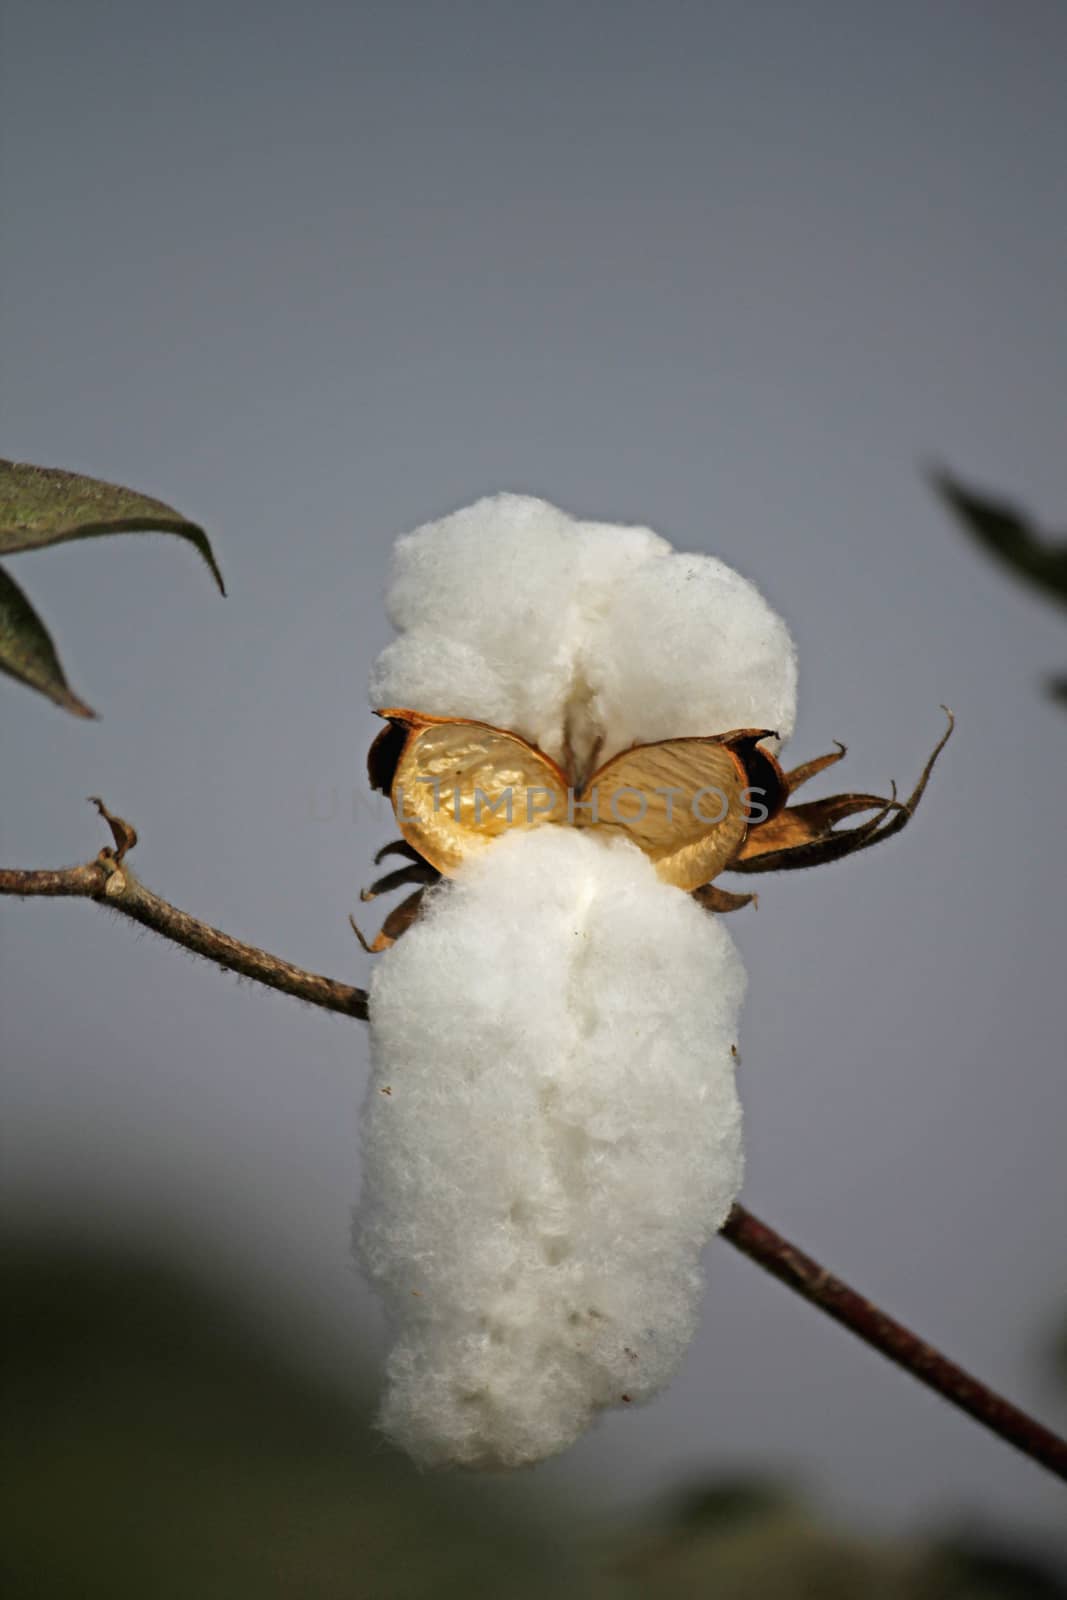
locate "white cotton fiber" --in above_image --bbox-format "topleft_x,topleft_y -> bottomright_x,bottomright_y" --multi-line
358,492 -> 796,1469
594,553 -> 797,755
369,492 -> 797,771
359,828 -> 745,1469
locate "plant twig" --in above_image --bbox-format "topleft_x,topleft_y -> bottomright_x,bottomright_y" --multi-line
721,1204 -> 1067,1484
0,804 -> 368,1020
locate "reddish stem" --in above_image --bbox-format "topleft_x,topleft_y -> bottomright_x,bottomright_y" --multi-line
722,1205 -> 1067,1484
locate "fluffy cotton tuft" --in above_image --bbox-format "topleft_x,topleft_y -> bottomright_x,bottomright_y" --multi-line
357,493 -> 797,1468
369,493 -> 797,772
359,828 -> 745,1469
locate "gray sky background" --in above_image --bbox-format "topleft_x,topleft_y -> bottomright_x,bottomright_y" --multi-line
2,0 -> 1066,1542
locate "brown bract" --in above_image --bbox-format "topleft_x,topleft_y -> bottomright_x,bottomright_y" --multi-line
370,708 -> 781,891
353,709 -> 954,950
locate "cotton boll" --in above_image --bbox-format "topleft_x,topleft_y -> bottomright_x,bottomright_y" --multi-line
359,494 -> 791,1469
357,828 -> 745,1470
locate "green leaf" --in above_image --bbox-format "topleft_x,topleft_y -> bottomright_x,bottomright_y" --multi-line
0,459 -> 225,594
930,466 -> 1067,610
0,562 -> 95,718
669,1477 -> 798,1533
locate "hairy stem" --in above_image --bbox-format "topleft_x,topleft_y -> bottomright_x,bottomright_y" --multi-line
0,848 -> 368,1021
721,1205 -> 1067,1484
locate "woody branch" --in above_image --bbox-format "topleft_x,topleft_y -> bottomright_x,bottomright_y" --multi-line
0,801 -> 368,1020
720,1207 -> 1067,1483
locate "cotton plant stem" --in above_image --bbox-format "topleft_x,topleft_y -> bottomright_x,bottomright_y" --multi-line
0,822 -> 368,1021
3,809 -> 1065,1484
721,1205 -> 1067,1484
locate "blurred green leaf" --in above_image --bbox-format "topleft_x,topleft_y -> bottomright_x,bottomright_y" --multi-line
0,562 -> 95,717
669,1477 -> 797,1533
930,466 -> 1067,611
617,1502 -> 930,1599
615,1491 -> 1067,1600
0,459 -> 225,594
1,1229 -> 608,1600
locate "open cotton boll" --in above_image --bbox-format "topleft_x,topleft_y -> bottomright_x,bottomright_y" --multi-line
357,827 -> 746,1470
359,493 -> 794,1468
369,492 -> 796,769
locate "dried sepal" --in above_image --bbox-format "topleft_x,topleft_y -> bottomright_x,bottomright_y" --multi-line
730,711 -> 953,877
360,860 -> 439,903
377,888 -> 429,949
88,796 -> 138,863
781,741 -> 846,793
373,838 -> 427,868
732,789 -> 899,871
351,888 -> 428,953
355,838 -> 440,955
692,883 -> 758,915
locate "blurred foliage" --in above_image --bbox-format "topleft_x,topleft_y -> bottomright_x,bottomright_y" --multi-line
0,459 -> 223,717
1,1229 -> 599,1600
1049,1308 -> 1067,1391
616,1495 -> 1067,1600
4,1228 -> 1064,1599
931,466 -> 1067,703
